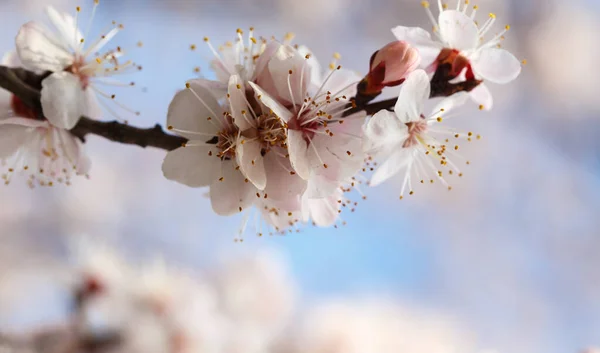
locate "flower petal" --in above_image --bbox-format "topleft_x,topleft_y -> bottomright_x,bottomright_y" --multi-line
16,21 -> 73,72
57,128 -> 90,175
236,139 -> 266,190
267,44 -> 307,106
248,82 -> 293,122
45,6 -> 82,51
41,72 -> 85,129
167,81 -> 223,139
287,130 -> 310,180
0,117 -> 49,128
162,145 -> 220,188
394,69 -> 430,123
191,78 -> 228,99
302,190 -> 341,227
431,91 -> 470,116
370,148 -> 414,187
1,51 -> 21,67
228,75 -> 253,131
391,26 -> 443,67
263,150 -> 307,210
0,124 -> 35,159
469,83 -> 493,110
210,160 -> 256,216
471,47 -> 522,84
295,45 -> 322,88
438,10 -> 479,51
363,110 -> 405,153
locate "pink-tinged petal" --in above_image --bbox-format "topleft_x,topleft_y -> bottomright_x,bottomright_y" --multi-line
45,6 -> 82,51
16,22 -> 73,72
0,124 -> 35,159
320,68 -> 361,98
430,91 -> 470,116
394,69 -> 430,123
190,78 -> 228,99
253,42 -> 280,82
210,59 -> 232,84
0,117 -> 49,128
0,92 -> 11,118
41,72 -> 85,129
287,130 -> 310,180
305,173 -> 340,199
162,145 -> 220,188
56,128 -> 90,175
391,26 -> 443,67
296,45 -> 322,88
438,10 -> 479,51
263,150 -> 307,209
471,48 -> 522,84
228,75 -> 253,131
210,160 -> 256,216
303,190 -> 341,227
83,87 -> 102,120
248,82 -> 293,122
167,81 -> 223,139
469,83 -> 493,110
268,44 -> 308,106
1,51 -> 21,67
370,148 -> 414,187
236,139 -> 266,190
363,110 -> 405,153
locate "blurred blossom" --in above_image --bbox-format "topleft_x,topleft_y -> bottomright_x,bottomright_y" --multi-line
285,299 -> 476,353
528,1 -> 600,113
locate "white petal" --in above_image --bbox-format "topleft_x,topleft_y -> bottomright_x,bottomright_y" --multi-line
438,10 -> 479,51
268,44 -> 307,106
253,42 -> 280,81
363,110 -> 405,153
248,82 -> 293,122
45,6 -> 82,51
41,72 -> 85,129
431,91 -> 470,116
370,149 -> 414,187
287,130 -> 310,180
0,124 -> 35,159
162,145 -> 220,188
391,26 -> 443,67
303,191 -> 341,227
305,173 -> 340,199
16,22 -> 73,72
471,48 -> 522,84
190,78 -> 228,99
210,160 -> 255,216
83,86 -> 102,119
319,68 -> 361,98
0,117 -> 49,128
236,139 -> 266,190
228,75 -> 253,131
469,83 -> 493,110
56,128 -> 90,175
167,81 -> 223,139
296,45 -> 322,88
263,150 -> 307,209
394,69 -> 430,123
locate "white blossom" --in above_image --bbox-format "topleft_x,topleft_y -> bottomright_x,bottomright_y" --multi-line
364,69 -> 471,198
392,1 -> 522,110
0,52 -> 89,187
15,4 -> 139,129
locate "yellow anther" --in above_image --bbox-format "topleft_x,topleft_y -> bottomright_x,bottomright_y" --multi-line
489,13 -> 496,18
203,37 -> 209,42
505,25 -> 511,30
436,117 -> 443,122
333,52 -> 341,60
76,6 -> 81,11
421,1 -> 430,8
190,44 -> 197,50
185,82 -> 191,89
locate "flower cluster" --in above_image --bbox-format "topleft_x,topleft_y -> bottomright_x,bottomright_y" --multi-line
1,2 -> 139,186
0,0 -> 522,235
163,33 -> 367,233
163,0 -> 521,234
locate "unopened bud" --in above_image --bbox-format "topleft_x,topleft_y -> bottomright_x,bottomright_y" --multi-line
369,41 -> 420,88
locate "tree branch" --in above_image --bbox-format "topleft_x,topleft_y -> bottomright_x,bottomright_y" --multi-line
0,65 -> 477,152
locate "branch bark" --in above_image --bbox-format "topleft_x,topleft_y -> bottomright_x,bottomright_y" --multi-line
0,65 -> 476,152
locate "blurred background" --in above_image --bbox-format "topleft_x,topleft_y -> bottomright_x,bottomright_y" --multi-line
0,0 -> 599,352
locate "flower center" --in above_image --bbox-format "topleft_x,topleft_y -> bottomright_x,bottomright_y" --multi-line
66,56 -> 91,89
216,127 -> 238,160
10,95 -> 38,120
403,118 -> 428,148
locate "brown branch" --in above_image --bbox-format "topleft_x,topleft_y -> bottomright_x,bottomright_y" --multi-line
0,64 -> 478,152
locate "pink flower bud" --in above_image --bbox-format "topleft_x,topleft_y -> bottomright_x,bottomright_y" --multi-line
369,41 -> 421,87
